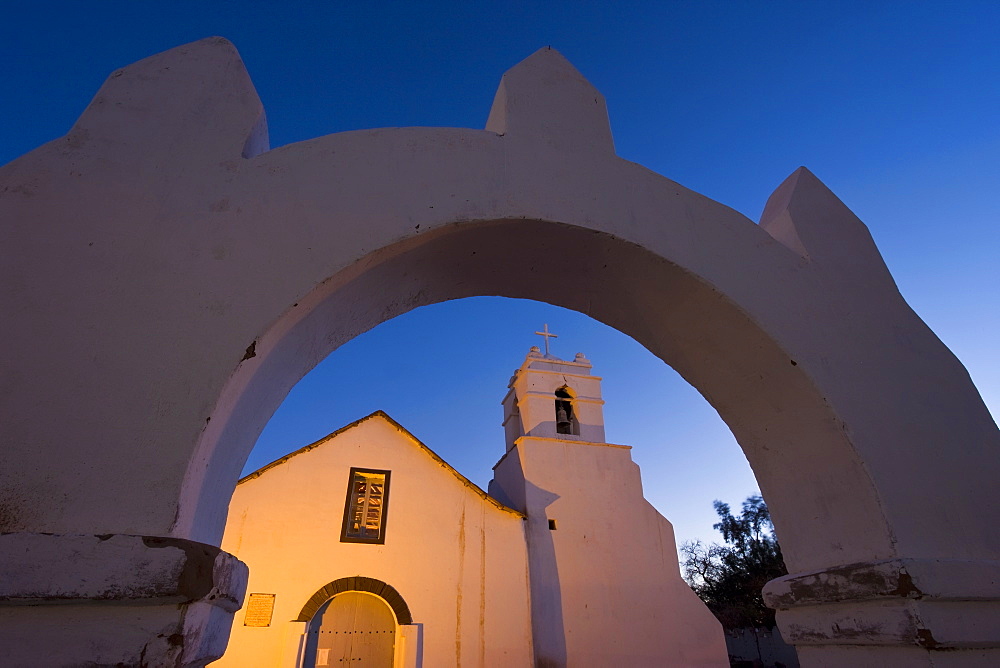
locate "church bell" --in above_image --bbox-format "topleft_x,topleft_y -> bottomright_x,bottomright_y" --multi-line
556,405 -> 571,432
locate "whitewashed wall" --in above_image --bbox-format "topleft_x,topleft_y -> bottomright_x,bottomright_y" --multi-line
216,413 -> 533,667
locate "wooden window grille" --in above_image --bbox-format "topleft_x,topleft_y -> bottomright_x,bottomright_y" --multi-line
340,468 -> 391,544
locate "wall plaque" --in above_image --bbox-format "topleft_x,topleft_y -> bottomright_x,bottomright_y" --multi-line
243,593 -> 276,627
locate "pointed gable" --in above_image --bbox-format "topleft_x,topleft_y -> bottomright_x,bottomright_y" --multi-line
236,410 -> 522,517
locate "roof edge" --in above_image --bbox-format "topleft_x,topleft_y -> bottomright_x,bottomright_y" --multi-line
236,410 -> 525,518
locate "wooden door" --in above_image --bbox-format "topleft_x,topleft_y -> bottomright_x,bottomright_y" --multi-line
307,592 -> 396,667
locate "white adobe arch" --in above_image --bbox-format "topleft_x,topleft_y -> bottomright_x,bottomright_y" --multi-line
1,38 -> 998,666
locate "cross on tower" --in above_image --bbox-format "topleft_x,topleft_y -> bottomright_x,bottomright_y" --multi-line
534,324 -> 558,357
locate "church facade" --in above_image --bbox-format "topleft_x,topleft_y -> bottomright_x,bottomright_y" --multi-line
216,347 -> 726,667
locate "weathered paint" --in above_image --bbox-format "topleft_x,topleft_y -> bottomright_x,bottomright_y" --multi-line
215,413 -> 533,667
0,533 -> 247,666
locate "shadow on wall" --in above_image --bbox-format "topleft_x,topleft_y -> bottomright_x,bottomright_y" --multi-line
523,480 -> 565,667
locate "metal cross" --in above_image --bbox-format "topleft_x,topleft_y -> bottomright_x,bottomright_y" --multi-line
534,324 -> 558,356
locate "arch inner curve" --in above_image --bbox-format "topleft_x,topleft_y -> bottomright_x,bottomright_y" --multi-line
181,217 -> 891,574
297,576 -> 412,625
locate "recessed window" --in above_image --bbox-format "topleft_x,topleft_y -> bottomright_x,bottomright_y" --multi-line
548,519 -> 558,530
555,386 -> 579,435
340,468 -> 391,544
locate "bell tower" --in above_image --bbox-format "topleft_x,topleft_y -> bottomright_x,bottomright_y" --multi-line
488,329 -> 725,666
500,343 -> 606,451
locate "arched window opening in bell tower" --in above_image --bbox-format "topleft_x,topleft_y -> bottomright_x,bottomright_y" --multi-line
555,386 -> 579,435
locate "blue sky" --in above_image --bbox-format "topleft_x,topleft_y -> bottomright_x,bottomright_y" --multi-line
3,2 -> 997,546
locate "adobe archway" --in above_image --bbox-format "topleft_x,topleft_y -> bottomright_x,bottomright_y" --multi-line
1,38 -> 998,666
297,578 -> 413,668
296,577 -> 412,626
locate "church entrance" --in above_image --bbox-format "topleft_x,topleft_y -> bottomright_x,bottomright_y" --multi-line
304,591 -> 397,666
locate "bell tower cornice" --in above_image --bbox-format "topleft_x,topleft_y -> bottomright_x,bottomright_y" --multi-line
500,339 -> 608,452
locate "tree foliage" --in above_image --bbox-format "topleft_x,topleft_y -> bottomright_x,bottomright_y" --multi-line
681,494 -> 787,630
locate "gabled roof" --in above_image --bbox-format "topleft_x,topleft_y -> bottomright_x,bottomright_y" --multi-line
237,410 -> 524,517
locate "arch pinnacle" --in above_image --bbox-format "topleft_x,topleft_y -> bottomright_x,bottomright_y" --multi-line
70,37 -> 268,165
485,47 -> 615,155
760,166 -> 896,287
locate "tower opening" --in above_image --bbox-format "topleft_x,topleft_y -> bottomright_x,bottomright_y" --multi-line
555,386 -> 577,435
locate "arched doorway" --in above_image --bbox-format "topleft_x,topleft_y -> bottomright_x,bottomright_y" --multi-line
303,592 -> 396,667
297,577 -> 413,668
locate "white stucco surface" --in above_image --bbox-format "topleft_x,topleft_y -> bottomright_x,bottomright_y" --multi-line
216,413 -> 533,667
491,352 -> 727,666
